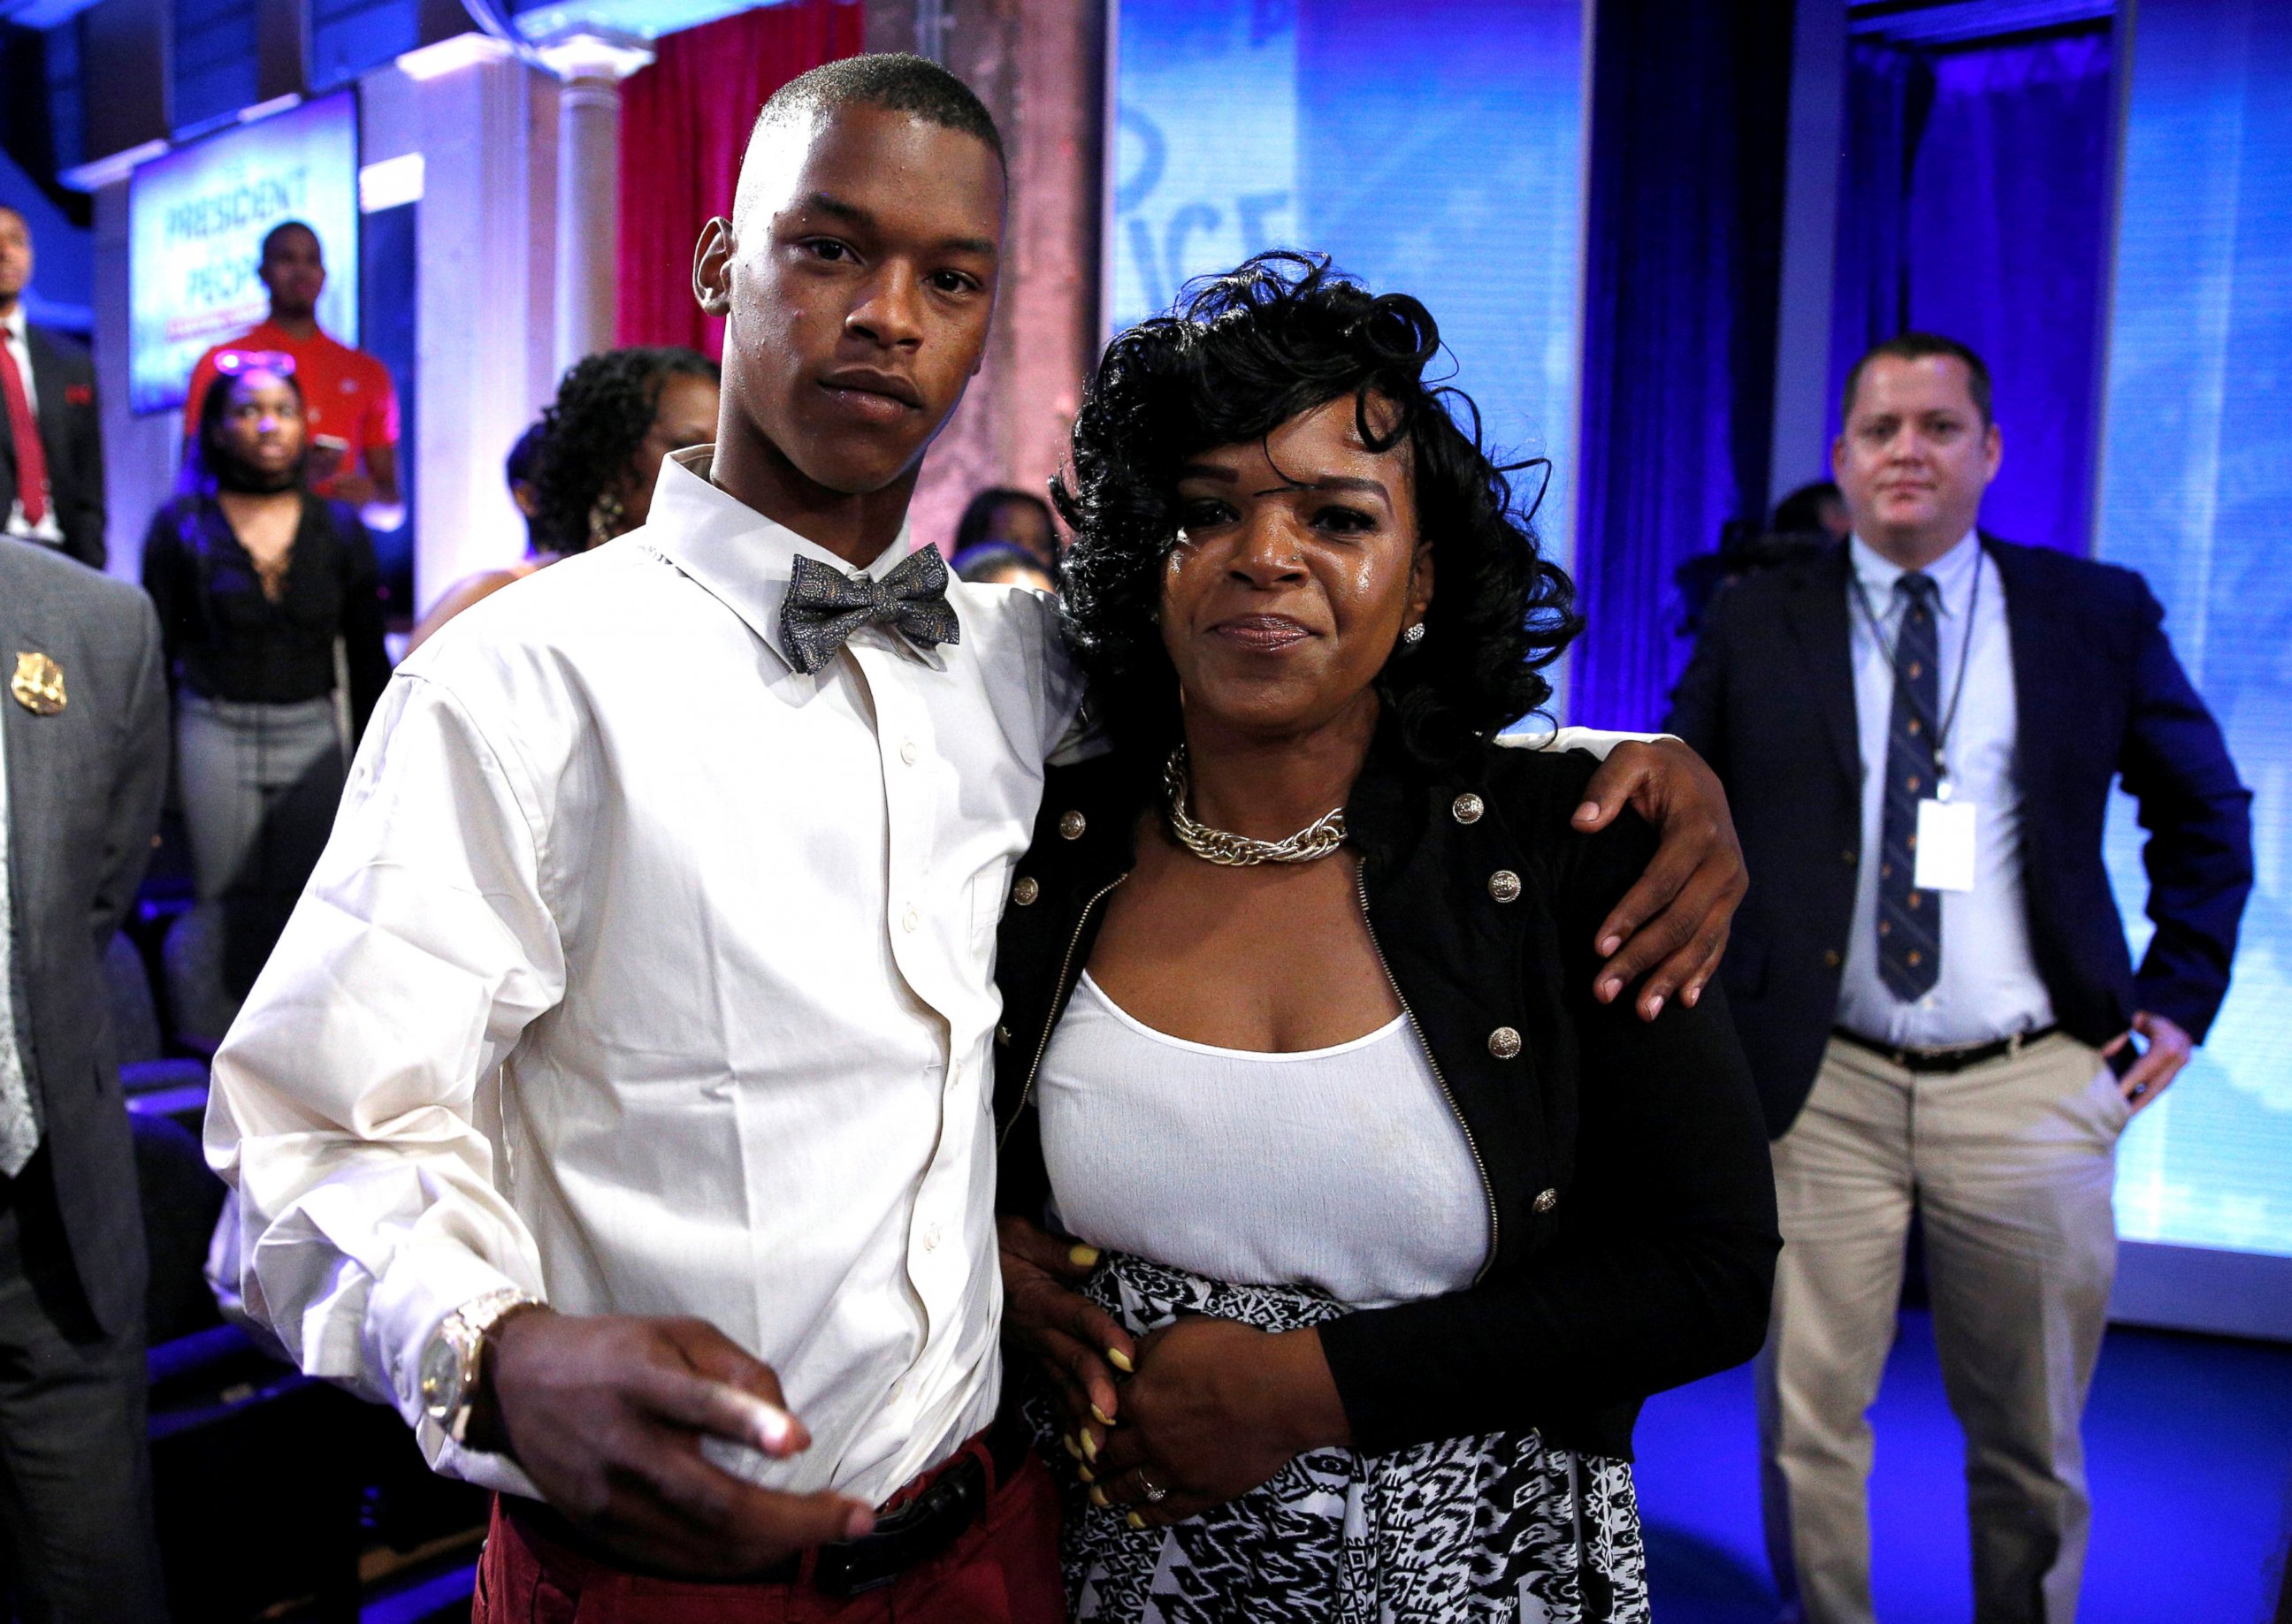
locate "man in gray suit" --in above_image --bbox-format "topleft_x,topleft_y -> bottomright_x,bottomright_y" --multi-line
0,538 -> 169,1619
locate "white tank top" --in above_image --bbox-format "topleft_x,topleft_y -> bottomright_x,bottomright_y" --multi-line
1035,972 -> 1492,1308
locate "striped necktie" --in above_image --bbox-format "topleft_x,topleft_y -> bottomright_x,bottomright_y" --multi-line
1878,571 -> 1942,1000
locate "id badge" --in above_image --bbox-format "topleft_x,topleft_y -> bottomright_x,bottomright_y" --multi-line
1914,797 -> 1978,892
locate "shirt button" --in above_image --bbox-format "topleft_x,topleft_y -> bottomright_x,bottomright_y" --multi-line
1823,948 -> 1843,969
1532,1187 -> 1559,1215
901,738 -> 920,766
1488,869 -> 1522,903
1012,877 -> 1040,906
1058,811 -> 1087,840
1488,1025 -> 1522,1060
1452,792 -> 1485,825
903,907 -> 921,933
921,1223 -> 943,1252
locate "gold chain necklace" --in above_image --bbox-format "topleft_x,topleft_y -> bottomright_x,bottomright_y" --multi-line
1161,746 -> 1348,867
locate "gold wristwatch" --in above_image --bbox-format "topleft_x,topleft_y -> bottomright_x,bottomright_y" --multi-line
419,1288 -> 543,1446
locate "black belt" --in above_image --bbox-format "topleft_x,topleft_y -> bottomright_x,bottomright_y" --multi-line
510,1406 -> 1034,1597
1832,1024 -> 2057,1074
782,1407 -> 1035,1596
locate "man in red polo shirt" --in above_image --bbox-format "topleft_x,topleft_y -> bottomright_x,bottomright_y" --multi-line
185,220 -> 401,522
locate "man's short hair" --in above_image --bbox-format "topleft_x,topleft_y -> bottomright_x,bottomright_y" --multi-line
260,219 -> 319,264
1842,332 -> 1993,426
753,53 -> 1004,168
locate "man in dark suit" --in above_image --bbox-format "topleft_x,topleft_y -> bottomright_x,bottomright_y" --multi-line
0,538 -> 170,1617
1667,333 -> 2251,1624
0,205 -> 106,570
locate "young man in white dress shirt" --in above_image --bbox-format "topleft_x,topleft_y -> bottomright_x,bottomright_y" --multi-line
206,56 -> 1748,1620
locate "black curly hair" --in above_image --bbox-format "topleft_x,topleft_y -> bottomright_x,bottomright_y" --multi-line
530,347 -> 720,549
1054,252 -> 1581,764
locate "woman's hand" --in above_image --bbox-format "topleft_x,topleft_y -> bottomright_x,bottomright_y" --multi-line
997,1217 -> 1135,1450
1089,1317 -> 1349,1529
1573,736 -> 1746,1020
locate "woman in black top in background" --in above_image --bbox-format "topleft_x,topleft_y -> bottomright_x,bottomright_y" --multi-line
142,351 -> 390,1002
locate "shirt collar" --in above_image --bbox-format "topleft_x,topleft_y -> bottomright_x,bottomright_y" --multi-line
634,446 -> 935,674
1848,529 -> 1981,617
2,306 -> 24,347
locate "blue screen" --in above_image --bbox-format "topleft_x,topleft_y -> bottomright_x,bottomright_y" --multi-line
127,94 -> 361,416
2096,0 -> 2292,1259
1109,0 -> 1588,601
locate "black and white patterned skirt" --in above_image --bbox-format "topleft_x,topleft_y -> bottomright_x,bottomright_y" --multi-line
1025,1252 -> 1650,1623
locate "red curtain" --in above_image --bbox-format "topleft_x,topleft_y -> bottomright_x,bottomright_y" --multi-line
615,0 -> 867,355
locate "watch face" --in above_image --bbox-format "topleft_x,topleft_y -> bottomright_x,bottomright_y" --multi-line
420,1333 -> 464,1419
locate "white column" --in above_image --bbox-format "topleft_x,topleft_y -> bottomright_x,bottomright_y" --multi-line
536,30 -> 653,377
365,41 -> 550,613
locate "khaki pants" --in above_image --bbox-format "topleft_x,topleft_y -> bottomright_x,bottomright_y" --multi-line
1758,1033 -> 2128,1624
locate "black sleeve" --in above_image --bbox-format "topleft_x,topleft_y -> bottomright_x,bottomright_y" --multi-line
332,507 -> 393,743
1317,813 -> 1781,1456
65,353 -> 105,570
1662,577 -> 1734,766
90,594 -> 169,955
2116,577 -> 2254,1040
139,505 -> 186,684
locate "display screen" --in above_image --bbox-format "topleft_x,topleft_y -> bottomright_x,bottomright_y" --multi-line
127,93 -> 360,416
2096,0 -> 2292,1260
1107,0 -> 1589,595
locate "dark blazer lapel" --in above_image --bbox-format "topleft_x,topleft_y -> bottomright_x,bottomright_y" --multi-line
27,330 -> 67,473
0,562 -> 65,942
1984,537 -> 2057,814
1782,543 -> 1861,784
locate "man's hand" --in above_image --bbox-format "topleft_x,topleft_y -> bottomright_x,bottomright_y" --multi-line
998,1217 -> 1132,1448
2102,1010 -> 2193,1116
1089,1317 -> 1348,1529
1572,737 -> 1746,1019
486,1309 -> 873,1577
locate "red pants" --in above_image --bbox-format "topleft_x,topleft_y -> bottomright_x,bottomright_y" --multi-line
473,1445 -> 1064,1623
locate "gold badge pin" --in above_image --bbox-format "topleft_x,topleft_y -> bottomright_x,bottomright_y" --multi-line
11,652 -> 65,716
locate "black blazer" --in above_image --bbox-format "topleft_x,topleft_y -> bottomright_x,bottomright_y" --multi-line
0,326 -> 106,570
0,540 -> 169,1337
992,731 -> 1778,1461
1665,537 -> 2253,1138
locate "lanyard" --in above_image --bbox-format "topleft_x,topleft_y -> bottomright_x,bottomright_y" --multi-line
1850,559 -> 1980,790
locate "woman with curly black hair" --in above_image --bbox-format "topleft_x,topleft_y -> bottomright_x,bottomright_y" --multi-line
409,347 -> 719,648
990,255 -> 1777,1620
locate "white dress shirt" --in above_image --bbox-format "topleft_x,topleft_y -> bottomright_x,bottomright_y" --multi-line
1835,530 -> 2055,1047
2,307 -> 65,545
206,446 -> 1085,1505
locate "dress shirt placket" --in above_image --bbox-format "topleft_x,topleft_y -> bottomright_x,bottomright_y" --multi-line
846,636 -> 975,1375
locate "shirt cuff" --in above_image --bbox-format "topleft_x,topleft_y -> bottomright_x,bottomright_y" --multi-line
368,1241 -> 547,1495
1500,726 -> 1676,759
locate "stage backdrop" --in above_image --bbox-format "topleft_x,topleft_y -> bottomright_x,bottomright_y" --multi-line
2095,0 -> 2292,1306
1106,0 -> 1588,712
615,0 -> 865,358
126,94 -> 360,416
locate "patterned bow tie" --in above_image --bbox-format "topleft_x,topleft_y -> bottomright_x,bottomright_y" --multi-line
779,545 -> 961,675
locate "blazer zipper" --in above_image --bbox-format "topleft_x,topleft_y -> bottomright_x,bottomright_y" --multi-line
1001,873 -> 1128,1147
1356,867 -> 1499,1285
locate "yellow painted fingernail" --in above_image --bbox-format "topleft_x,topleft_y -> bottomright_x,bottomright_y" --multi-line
1068,1243 -> 1101,1267
1126,1512 -> 1147,1530
1062,1432 -> 1082,1460
1077,1463 -> 1095,1483
1091,1403 -> 1114,1428
1089,1485 -> 1109,1508
1081,1430 -> 1098,1461
1107,1347 -> 1135,1374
